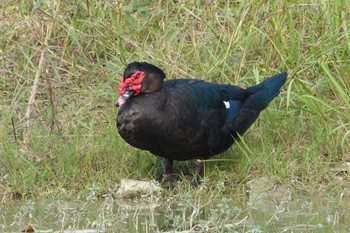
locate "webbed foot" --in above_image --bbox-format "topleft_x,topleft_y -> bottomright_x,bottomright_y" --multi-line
161,158 -> 179,188
190,159 -> 204,186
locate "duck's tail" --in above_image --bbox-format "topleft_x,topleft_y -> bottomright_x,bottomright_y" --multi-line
245,72 -> 288,110
230,72 -> 287,135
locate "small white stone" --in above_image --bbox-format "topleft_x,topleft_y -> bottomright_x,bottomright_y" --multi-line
223,101 -> 230,109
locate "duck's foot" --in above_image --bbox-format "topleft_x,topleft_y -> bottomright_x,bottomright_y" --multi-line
161,173 -> 180,188
161,158 -> 204,187
161,158 -> 179,188
190,159 -> 204,186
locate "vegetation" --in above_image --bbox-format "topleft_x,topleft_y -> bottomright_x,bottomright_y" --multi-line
1,0 -> 349,199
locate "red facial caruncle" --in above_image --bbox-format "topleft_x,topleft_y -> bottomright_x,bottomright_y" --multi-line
119,71 -> 145,96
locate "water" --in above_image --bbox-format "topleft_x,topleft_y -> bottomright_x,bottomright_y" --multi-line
1,190 -> 350,232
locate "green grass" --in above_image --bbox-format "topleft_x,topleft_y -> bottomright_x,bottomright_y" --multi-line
1,0 -> 350,199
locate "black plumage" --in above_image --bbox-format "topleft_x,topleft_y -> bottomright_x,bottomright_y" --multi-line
116,62 -> 287,184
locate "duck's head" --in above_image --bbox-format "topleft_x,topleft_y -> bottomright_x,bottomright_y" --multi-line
116,62 -> 166,107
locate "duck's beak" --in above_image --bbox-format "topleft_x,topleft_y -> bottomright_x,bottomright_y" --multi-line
116,91 -> 135,107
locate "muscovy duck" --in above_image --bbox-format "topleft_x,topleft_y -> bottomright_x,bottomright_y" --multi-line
116,62 -> 287,185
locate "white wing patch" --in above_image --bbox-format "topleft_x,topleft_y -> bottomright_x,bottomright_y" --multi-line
223,101 -> 230,109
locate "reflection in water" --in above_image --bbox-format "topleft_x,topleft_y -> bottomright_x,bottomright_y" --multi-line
1,190 -> 350,232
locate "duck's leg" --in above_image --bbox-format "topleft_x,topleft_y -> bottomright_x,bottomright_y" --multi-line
162,158 -> 173,176
161,158 -> 179,187
190,159 -> 204,186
